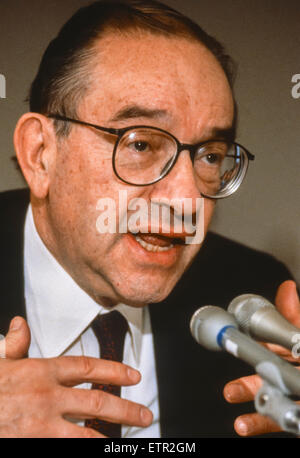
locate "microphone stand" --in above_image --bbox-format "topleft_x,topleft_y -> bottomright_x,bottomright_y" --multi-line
189,304 -> 300,435
254,361 -> 300,435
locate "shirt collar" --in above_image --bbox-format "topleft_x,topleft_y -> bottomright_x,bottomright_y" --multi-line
24,205 -> 143,362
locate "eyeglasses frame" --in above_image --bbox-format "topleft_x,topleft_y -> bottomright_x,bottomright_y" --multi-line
47,113 -> 255,199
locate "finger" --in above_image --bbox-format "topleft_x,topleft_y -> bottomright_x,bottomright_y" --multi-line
61,387 -> 153,427
263,342 -> 297,362
275,280 -> 300,327
63,425 -> 104,438
50,419 -> 105,438
3,317 -> 31,359
259,340 -> 299,363
234,412 -> 281,436
262,342 -> 290,357
223,374 -> 262,403
50,356 -> 141,387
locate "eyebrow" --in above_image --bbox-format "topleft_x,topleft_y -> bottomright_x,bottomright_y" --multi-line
110,104 -> 236,142
209,126 -> 236,143
110,105 -> 170,122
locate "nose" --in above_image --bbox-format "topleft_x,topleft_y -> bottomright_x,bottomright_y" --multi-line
150,150 -> 202,214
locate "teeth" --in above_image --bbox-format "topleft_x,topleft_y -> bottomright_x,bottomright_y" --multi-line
135,235 -> 174,252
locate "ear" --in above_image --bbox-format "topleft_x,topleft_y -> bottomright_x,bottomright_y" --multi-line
14,113 -> 57,199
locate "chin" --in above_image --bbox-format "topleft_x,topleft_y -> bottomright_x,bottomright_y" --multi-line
110,275 -> 180,307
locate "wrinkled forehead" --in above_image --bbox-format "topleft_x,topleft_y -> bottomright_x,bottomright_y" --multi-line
78,31 -> 235,136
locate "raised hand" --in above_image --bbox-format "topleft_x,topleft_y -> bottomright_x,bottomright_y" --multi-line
223,280 -> 300,436
0,317 -> 152,437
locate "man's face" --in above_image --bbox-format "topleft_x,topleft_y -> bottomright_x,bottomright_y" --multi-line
41,31 -> 234,307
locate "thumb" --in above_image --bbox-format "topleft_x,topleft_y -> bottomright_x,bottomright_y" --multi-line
275,280 -> 300,327
2,316 -> 31,359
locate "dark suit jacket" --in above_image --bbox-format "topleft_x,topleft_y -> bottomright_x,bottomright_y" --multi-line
0,189 -> 294,437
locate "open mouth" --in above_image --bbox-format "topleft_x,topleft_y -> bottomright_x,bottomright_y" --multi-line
133,233 -> 185,253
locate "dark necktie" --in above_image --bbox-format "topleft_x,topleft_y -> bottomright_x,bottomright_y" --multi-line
85,310 -> 129,437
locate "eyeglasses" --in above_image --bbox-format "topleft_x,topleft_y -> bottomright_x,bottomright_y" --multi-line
48,114 -> 254,199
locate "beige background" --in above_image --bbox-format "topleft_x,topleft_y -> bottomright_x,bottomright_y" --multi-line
0,0 -> 299,284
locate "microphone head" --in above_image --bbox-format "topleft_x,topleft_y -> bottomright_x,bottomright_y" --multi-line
227,294 -> 274,334
190,305 -> 237,351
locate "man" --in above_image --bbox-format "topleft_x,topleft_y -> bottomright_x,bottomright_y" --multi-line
0,0 -> 298,438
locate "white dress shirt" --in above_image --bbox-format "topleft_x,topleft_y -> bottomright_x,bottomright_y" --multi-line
24,205 -> 160,438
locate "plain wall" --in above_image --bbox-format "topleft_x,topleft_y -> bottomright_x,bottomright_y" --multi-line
0,0 -> 299,284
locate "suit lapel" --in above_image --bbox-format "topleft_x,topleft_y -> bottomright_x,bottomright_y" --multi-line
0,189 -> 29,335
148,291 -> 200,438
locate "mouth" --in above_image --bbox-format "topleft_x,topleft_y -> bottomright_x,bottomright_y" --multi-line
133,232 -> 185,253
124,231 -> 191,268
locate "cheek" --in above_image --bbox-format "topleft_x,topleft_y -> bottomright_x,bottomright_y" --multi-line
48,140 -> 146,253
46,158 -> 94,247
51,139 -> 115,213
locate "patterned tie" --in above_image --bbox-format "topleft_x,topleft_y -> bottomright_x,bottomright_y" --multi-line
85,310 -> 129,437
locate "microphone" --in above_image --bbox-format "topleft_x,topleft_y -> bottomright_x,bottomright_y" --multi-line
190,305 -> 300,396
227,294 -> 300,351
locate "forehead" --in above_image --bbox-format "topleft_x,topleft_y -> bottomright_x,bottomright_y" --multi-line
79,31 -> 234,137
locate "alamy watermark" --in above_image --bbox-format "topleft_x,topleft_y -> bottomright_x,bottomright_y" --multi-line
0,74 -> 6,99
95,191 -> 204,244
0,334 -> 6,359
291,74 -> 300,99
291,333 -> 300,359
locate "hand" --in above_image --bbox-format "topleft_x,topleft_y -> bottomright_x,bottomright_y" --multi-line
0,317 -> 153,438
223,280 -> 300,436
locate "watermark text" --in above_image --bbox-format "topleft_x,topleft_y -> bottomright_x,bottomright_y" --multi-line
0,74 -> 6,99
96,191 -> 204,245
291,74 -> 300,99
0,334 -> 5,359
292,333 -> 300,359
